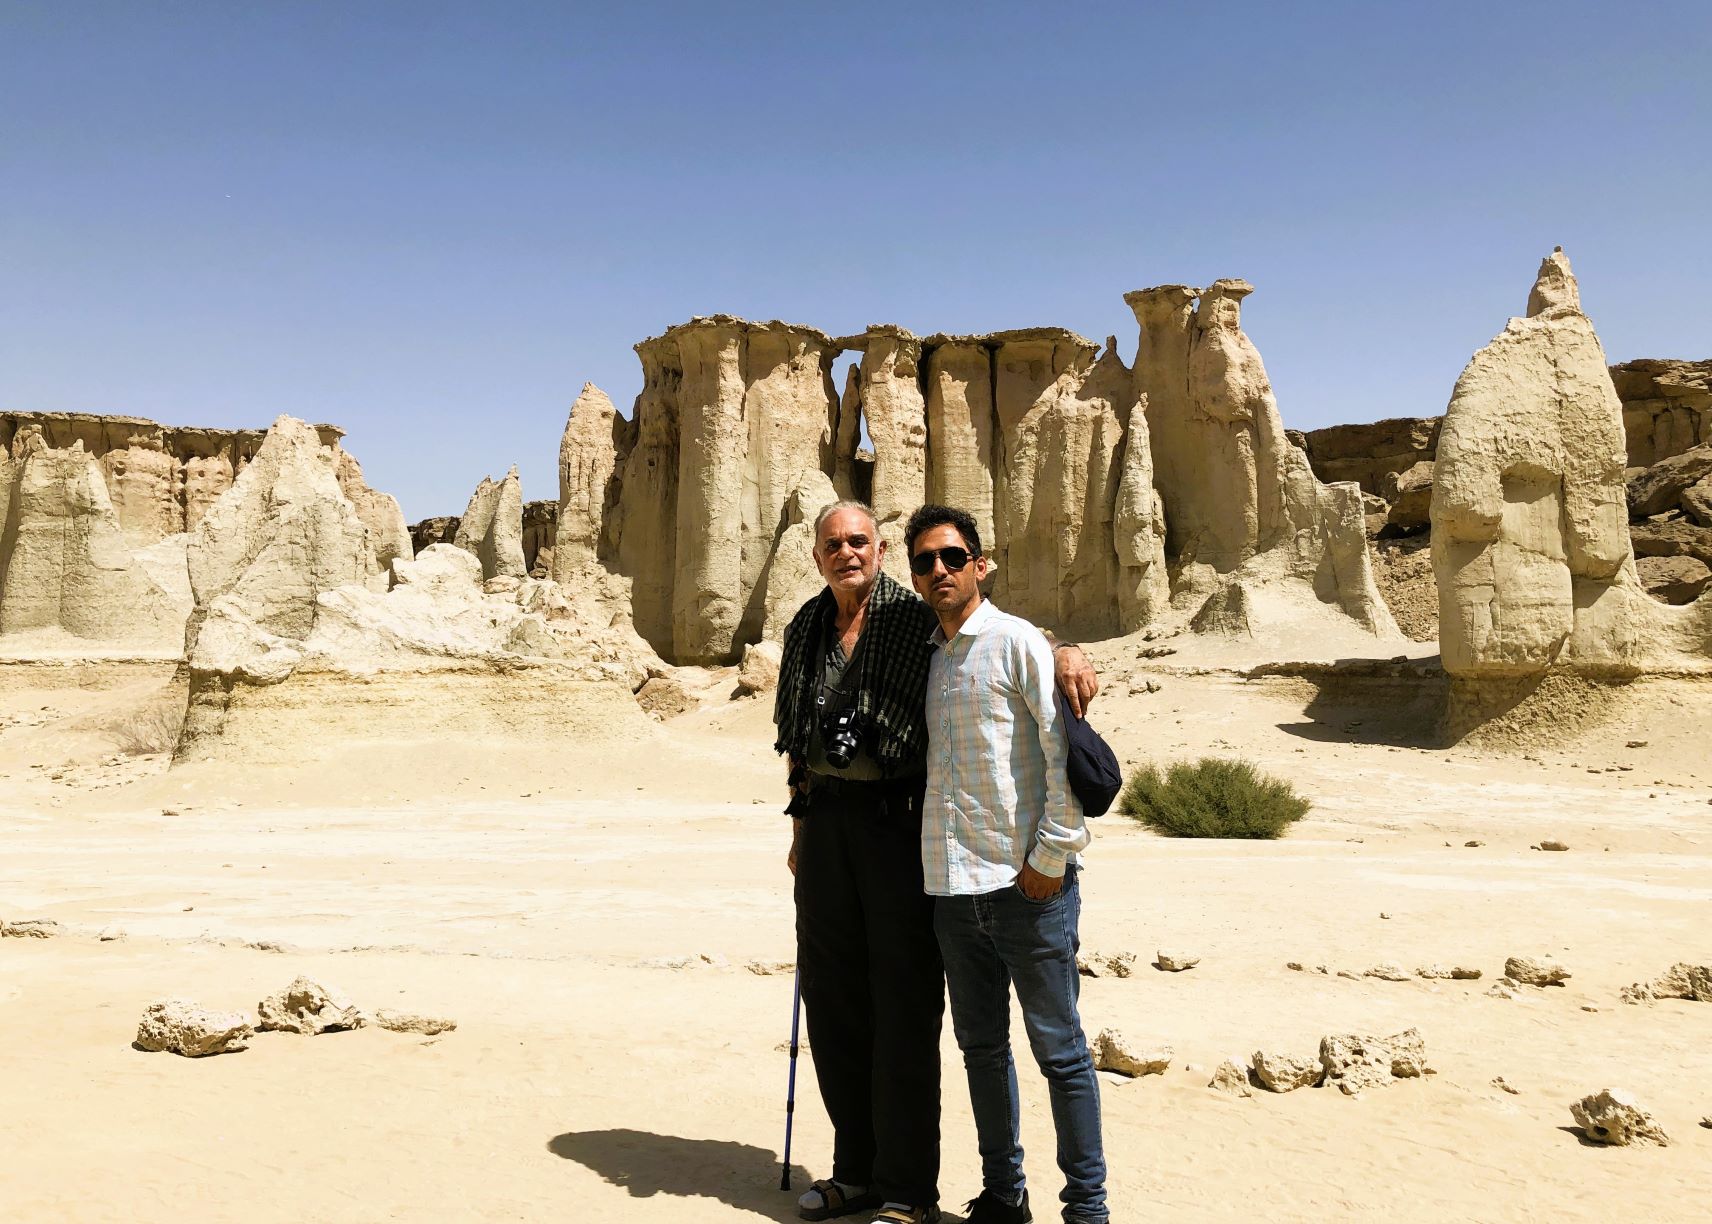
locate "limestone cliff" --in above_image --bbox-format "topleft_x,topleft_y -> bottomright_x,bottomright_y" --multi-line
599,317 -> 837,664
1127,280 -> 1396,637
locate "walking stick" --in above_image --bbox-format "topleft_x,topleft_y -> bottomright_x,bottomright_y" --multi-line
780,966 -> 802,1192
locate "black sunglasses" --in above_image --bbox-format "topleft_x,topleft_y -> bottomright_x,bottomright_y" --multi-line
909,545 -> 976,576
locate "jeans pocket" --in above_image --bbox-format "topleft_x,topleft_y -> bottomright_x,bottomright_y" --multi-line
1014,882 -> 1060,906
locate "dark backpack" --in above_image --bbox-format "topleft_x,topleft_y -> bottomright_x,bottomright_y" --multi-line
1054,691 -> 1122,818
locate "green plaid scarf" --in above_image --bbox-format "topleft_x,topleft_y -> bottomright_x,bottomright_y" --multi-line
773,571 -> 938,777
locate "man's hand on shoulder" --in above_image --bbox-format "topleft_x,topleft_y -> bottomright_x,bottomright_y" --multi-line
1018,861 -> 1064,900
1052,642 -> 1098,719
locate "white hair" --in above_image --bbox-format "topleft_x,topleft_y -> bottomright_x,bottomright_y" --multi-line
812,499 -> 878,540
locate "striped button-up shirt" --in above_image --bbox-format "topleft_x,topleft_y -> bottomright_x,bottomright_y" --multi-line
921,598 -> 1089,897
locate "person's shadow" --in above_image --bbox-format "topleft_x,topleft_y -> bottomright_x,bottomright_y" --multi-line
548,1129 -> 810,1220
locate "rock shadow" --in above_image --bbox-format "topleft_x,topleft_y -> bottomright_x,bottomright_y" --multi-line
1262,658 -> 1451,749
548,1128 -> 807,1220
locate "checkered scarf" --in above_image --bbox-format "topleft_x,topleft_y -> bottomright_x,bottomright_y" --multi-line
773,571 -> 937,777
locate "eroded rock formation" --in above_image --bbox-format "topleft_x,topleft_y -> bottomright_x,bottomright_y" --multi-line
1432,251 -> 1654,678
451,467 -> 527,582
591,318 -> 838,664
1127,280 -> 1396,637
0,429 -> 191,650
1429,251 -> 1712,738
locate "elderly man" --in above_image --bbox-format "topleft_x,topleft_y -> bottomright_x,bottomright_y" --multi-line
774,500 -> 1096,1224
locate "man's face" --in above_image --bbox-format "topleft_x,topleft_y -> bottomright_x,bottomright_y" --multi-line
814,508 -> 884,598
909,522 -> 987,619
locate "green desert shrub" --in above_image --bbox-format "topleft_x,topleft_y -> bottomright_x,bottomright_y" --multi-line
1119,756 -> 1310,839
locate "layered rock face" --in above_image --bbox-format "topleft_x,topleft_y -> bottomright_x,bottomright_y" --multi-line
1431,251 -> 1679,680
587,318 -> 838,664
0,411 -> 406,552
1298,417 -> 1442,497
1613,360 -> 1711,468
833,326 -> 930,584
0,429 -> 191,649
1128,280 -> 1396,636
552,290 -> 1396,663
184,415 -> 385,678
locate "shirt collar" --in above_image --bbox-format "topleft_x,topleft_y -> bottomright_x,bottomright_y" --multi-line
929,597 -> 997,648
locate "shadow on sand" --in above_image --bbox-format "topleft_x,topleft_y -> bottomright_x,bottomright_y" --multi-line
1255,656 -> 1452,749
548,1128 -> 809,1220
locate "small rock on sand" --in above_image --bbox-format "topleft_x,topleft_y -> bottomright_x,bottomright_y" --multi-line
1252,1049 -> 1322,1092
374,1010 -> 457,1036
1417,965 -> 1482,980
1154,951 -> 1199,972
1365,963 -> 1411,982
1208,1058 -> 1253,1097
1538,840 -> 1570,852
1319,1029 -> 1429,1095
1,918 -> 61,938
134,999 -> 253,1057
1077,951 -> 1137,978
1091,1029 -> 1171,1078
257,976 -> 365,1035
745,960 -> 794,976
1504,956 -> 1570,986
98,925 -> 126,942
1493,1076 -> 1519,1095
1571,1088 -> 1670,1147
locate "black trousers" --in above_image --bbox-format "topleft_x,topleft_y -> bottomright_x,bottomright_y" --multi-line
794,778 -> 944,1207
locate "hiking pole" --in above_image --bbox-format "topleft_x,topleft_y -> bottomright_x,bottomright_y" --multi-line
780,966 -> 802,1192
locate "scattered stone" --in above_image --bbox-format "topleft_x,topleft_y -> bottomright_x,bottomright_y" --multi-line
134,999 -> 253,1057
1365,963 -> 1411,982
1571,1088 -> 1670,1147
1505,956 -> 1570,987
1701,1117 -> 1711,1130
1626,740 -> 1649,749
97,925 -> 126,942
1336,970 -> 1361,980
256,976 -> 365,1035
745,960 -> 794,976
1252,1049 -> 1322,1092
374,1010 -> 457,1036
1464,840 -> 1483,847
1208,1058 -> 1253,1097
1493,1076 -> 1519,1095
1417,965 -> 1482,980
0,918 -> 61,938
244,939 -> 285,953
1538,840 -> 1570,852
1379,912 -> 1391,920
1077,951 -> 1138,978
1154,951 -> 1199,972
1486,981 -> 1518,1000
1318,1029 -> 1429,1095
1091,1029 -> 1172,1078
1623,962 -> 1712,1004
734,639 -> 782,696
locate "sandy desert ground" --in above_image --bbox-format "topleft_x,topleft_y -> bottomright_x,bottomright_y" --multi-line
4,633 -> 1712,1223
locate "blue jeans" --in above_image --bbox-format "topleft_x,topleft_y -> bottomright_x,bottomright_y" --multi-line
933,867 -> 1108,1223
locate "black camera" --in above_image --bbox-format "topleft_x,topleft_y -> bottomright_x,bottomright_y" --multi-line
822,706 -> 864,770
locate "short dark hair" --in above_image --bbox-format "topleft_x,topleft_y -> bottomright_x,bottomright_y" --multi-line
904,503 -> 982,560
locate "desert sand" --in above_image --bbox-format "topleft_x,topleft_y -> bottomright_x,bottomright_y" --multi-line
5,631 -> 1710,1224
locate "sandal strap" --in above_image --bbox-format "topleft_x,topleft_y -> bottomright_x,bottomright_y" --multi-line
807,1179 -> 849,1211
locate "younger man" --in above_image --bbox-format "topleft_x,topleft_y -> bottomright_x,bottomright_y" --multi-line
905,504 -> 1107,1224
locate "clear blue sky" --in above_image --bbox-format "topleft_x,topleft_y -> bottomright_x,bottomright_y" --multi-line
3,1 -> 1708,519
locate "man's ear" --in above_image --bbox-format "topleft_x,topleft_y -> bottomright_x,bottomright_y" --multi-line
875,536 -> 887,564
